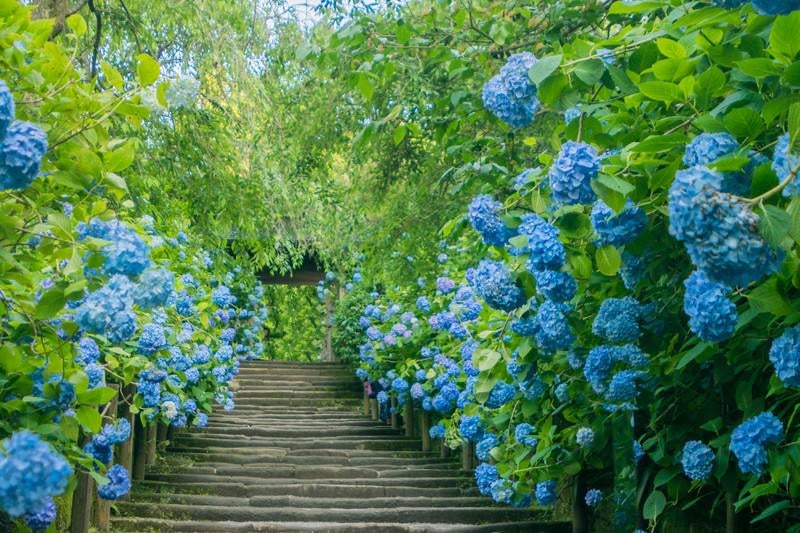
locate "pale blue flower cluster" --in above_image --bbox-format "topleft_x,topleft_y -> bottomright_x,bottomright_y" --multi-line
97,464 -> 131,500
668,166 -> 780,287
682,271 -> 737,342
533,270 -> 576,302
485,381 -> 516,408
773,133 -> 800,196
681,440 -> 714,481
74,276 -> 137,342
0,431 -> 73,517
535,480 -> 558,505
534,300 -> 575,354
482,53 -> 540,128
429,423 -> 446,439
466,260 -> 525,312
548,141 -> 601,205
0,80 -> 47,191
514,423 -> 538,448
590,199 -> 646,246
769,325 -> 800,387
585,489 -> 603,508
468,195 -> 514,247
518,213 -> 565,271
23,497 -> 56,532
576,427 -> 594,448
134,268 -> 174,309
592,297 -> 642,343
730,412 -> 784,475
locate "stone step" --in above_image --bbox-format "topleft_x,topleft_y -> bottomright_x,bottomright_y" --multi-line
205,417 -> 378,427
109,517 -> 569,532
183,426 -> 400,438
135,481 -> 478,499
231,399 -> 362,407
115,502 -> 545,524
148,464 -> 463,479
144,473 -> 471,489
234,390 -> 360,399
168,447 -> 446,459
129,492 -> 499,509
167,453 -> 459,467
174,436 -> 423,451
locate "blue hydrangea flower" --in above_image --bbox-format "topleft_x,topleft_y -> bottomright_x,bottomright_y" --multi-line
513,168 -> 536,190
482,53 -> 540,128
683,271 -> 737,342
681,440 -> 714,481
620,253 -> 645,290
459,415 -> 482,441
564,106 -> 581,124
683,133 -> 739,168
668,166 -> 781,287
80,219 -> 150,277
410,383 -> 424,399
511,315 -> 538,336
585,489 -> 603,508
137,323 -> 167,355
535,480 -> 558,506
212,285 -> 237,307
476,433 -> 499,461
590,199 -> 647,246
85,363 -> 105,389
549,141 -> 601,205
534,270 -> 576,302
76,337 -> 101,366
584,345 -> 615,393
592,297 -> 641,343
429,423 -> 446,440
0,121 -> 48,190
490,477 -> 514,505
730,412 -> 784,475
773,133 -> 800,196
769,325 -> 800,387
416,296 -> 431,312
23,497 -> 56,531
576,427 -> 594,448
103,419 -> 131,445
751,0 -> 800,15
518,213 -> 565,271
514,423 -> 538,448
436,276 -> 456,294
485,381 -> 516,408
97,464 -> 131,500
468,195 -> 514,247
633,441 -> 645,463
0,431 -> 73,517
534,300 -> 575,354
475,463 -> 499,496
466,260 -> 525,312
134,268 -> 174,309
376,391 -> 389,405
606,370 -> 645,402
597,47 -> 615,64
0,80 -> 14,136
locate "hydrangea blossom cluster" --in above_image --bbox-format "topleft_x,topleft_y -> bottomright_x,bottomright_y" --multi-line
481,53 -> 540,128
97,464 -> 131,500
772,133 -> 800,196
485,381 -> 516,408
548,141 -> 601,205
466,260 -> 525,312
576,427 -> 594,448
518,213 -> 565,271
585,489 -> 603,508
514,423 -> 538,448
592,297 -> 642,343
0,431 -> 73,517
769,325 -> 800,387
533,300 -> 575,354
681,440 -> 715,481
468,195 -> 514,247
535,480 -> 557,505
730,412 -> 784,475
682,271 -> 737,342
668,166 -> 781,287
590,199 -> 647,246
78,218 -> 151,277
533,270 -> 576,302
475,463 -> 499,496
0,81 -> 48,191
23,497 -> 56,532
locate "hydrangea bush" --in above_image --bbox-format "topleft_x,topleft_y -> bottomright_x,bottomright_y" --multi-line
344,1 -> 800,530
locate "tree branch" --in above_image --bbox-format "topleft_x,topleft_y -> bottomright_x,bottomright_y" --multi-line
87,0 -> 102,79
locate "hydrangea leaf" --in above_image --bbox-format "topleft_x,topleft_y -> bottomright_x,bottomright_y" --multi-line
527,54 -> 562,86
643,490 -> 667,520
769,12 -> 800,60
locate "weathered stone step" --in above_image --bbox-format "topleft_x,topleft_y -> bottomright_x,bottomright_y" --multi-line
115,502 -> 544,524
144,473 -> 471,489
129,492 -> 499,509
184,426 -> 399,438
167,452 -> 460,467
135,481 -> 477,498
205,417 -> 378,427
235,390 -> 360,399
149,464 -> 462,479
231,399 -> 362,408
174,436 -> 423,451
167,446 -> 449,460
110,517 -> 569,532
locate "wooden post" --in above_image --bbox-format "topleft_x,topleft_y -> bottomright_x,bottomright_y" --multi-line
421,411 -> 431,452
461,442 -> 474,471
440,441 -> 449,458
157,422 -> 168,448
321,292 -> 335,362
117,385 -> 136,475
403,402 -> 414,437
95,387 -> 118,531
370,399 -> 378,421
572,471 -> 588,533
145,424 -> 157,466
132,417 -> 148,481
70,435 -> 94,533
363,387 -> 370,416
390,395 -> 399,429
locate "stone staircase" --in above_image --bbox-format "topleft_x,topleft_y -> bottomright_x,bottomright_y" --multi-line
111,361 -> 566,532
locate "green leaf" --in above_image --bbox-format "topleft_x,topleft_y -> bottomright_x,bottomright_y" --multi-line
629,133 -> 688,153
356,72 -> 374,101
573,58 -> 605,85
639,81 -> 682,104
643,490 -> 667,521
66,13 -> 87,37
735,58 -> 781,79
770,12 -> 800,60
77,386 -> 117,406
105,140 -> 136,172
751,500 -> 791,524
392,125 -> 407,145
75,406 -> 102,433
747,278 -> 791,316
608,0 -> 661,14
656,38 -> 687,59
34,288 -> 65,319
528,54 -> 562,86
473,348 -> 501,372
758,204 -> 791,247
676,342 -> 711,370
596,245 -> 621,276
596,174 -> 635,196
723,107 -> 765,140
135,54 -> 160,86
789,102 -> 800,144
101,61 -> 124,91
